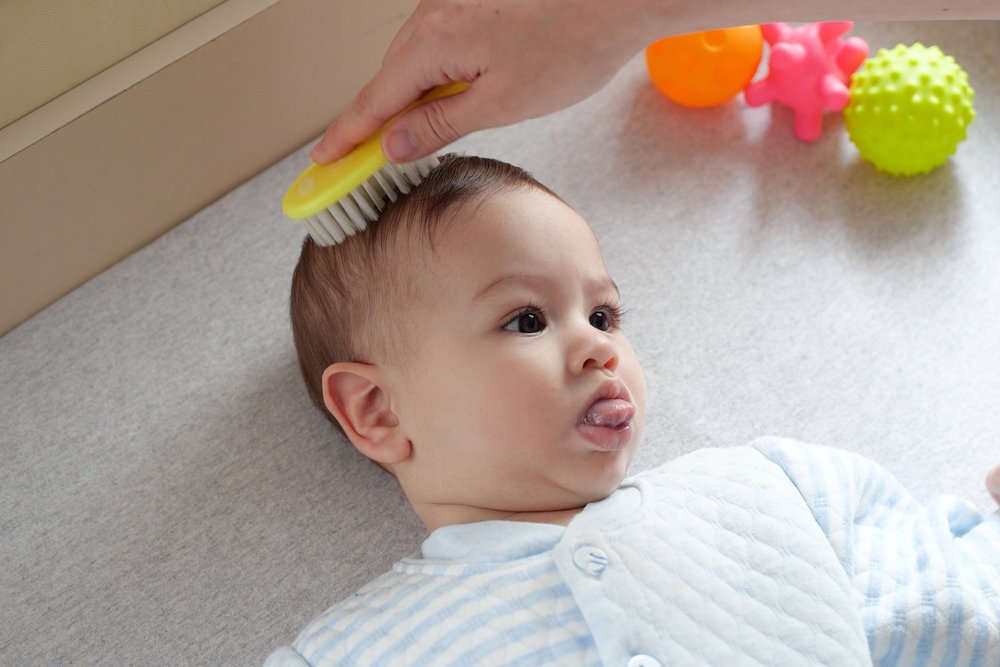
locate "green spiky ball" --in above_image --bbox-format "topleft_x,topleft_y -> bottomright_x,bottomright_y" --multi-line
844,43 -> 975,176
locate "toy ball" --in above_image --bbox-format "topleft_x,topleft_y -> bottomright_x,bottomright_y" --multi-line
646,26 -> 763,108
744,22 -> 869,142
844,43 -> 975,176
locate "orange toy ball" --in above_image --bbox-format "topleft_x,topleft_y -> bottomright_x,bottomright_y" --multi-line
645,25 -> 764,108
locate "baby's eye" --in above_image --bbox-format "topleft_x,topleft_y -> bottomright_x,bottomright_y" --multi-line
502,307 -> 546,334
590,303 -> 624,332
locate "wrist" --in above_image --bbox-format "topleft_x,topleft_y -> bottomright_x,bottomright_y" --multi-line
573,0 -> 682,64
593,0 -> 750,56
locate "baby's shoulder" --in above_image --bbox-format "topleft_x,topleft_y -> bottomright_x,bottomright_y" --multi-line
625,441 -> 795,487
299,563 -> 433,631
286,565 -> 434,662
287,551 -> 562,664
627,437 -> 871,488
610,439 -> 853,526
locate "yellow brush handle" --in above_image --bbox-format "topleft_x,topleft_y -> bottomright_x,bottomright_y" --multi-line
283,81 -> 469,220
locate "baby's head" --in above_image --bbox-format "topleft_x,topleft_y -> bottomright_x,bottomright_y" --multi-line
290,154 -> 646,530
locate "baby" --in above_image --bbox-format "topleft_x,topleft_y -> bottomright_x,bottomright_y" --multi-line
267,155 -> 1000,667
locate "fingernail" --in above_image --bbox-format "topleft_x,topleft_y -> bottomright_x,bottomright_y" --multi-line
384,130 -> 420,162
310,144 -> 328,163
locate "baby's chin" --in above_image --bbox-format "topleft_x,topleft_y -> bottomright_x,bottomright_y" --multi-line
569,445 -> 638,502
496,457 -> 632,515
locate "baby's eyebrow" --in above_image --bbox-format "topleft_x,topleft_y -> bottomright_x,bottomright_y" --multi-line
472,272 -> 619,303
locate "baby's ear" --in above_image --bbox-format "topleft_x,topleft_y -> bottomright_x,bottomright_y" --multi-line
987,463 -> 1000,506
322,362 -> 411,466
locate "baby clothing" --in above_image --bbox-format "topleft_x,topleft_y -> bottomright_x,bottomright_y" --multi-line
265,438 -> 1000,666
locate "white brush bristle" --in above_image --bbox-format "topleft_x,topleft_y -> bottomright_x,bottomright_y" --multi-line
304,154 -> 440,246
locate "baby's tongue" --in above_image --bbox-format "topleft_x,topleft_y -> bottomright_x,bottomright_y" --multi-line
581,399 -> 633,428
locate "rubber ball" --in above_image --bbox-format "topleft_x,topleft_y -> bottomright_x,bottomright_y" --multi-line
844,43 -> 975,176
646,26 -> 763,108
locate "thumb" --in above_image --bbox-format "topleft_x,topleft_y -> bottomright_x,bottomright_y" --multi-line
381,92 -> 478,162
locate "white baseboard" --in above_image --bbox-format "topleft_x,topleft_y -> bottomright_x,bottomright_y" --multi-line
0,0 -> 417,337
0,0 -> 283,163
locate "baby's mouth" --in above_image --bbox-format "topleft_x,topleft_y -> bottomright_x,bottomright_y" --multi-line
577,398 -> 636,451
579,399 -> 635,428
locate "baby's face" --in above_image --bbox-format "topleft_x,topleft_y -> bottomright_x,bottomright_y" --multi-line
386,186 -> 646,526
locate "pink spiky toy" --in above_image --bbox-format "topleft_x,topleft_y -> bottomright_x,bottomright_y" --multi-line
744,22 -> 869,141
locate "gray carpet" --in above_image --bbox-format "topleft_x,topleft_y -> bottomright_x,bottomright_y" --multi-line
2,20 -> 998,666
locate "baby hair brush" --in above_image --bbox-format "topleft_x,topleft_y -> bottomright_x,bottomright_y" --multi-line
282,81 -> 468,246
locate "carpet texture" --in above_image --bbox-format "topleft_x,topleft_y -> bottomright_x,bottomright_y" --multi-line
2,20 -> 999,666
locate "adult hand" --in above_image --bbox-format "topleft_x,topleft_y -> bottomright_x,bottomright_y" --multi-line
310,0 -> 1000,165
310,0 -> 653,165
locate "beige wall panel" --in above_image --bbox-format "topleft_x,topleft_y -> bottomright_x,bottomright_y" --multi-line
0,0 -> 229,129
0,0 -> 417,337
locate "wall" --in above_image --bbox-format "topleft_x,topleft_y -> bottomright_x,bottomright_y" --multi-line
0,0 -> 416,337
0,0 -> 228,130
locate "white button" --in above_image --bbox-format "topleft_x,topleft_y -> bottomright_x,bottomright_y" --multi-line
626,655 -> 663,667
572,546 -> 608,576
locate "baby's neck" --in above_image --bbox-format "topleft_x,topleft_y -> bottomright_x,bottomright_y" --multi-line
417,503 -> 584,533
502,508 -> 582,527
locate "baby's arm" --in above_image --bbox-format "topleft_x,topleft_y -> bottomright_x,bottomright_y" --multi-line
751,437 -> 1000,666
263,647 -> 309,667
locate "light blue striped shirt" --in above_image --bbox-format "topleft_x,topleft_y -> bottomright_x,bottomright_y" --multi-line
266,438 -> 1000,666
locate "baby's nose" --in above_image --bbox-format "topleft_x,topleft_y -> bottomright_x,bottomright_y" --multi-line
577,335 -> 619,373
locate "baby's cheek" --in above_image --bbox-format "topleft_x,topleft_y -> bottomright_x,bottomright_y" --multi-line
987,463 -> 1000,505
496,376 -> 554,426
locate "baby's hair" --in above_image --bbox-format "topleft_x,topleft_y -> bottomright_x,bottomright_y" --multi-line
290,153 -> 559,436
